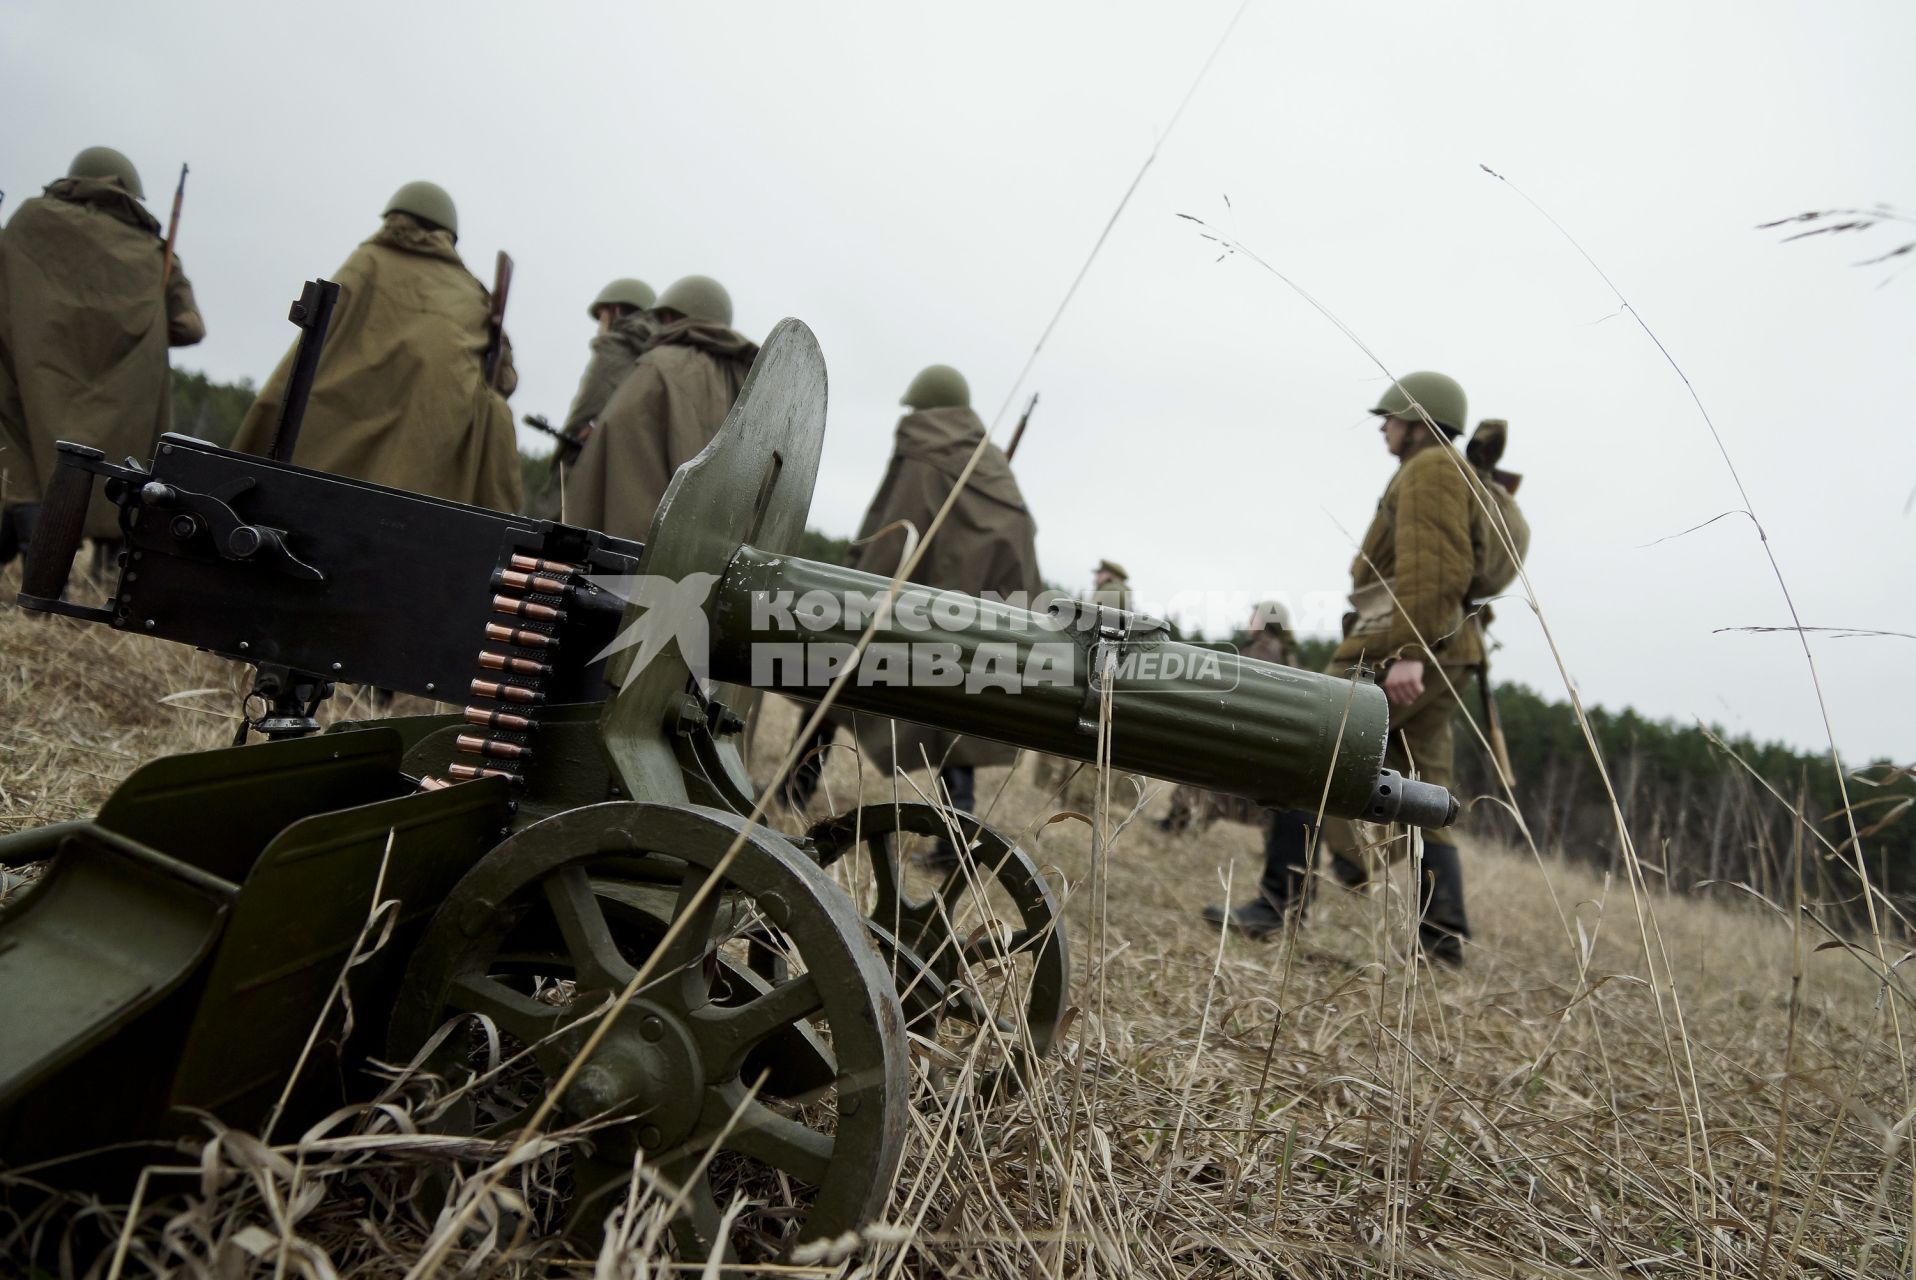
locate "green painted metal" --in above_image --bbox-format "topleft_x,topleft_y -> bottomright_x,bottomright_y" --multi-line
97,727 -> 411,884
68,145 -> 145,198
397,704 -> 634,825
0,729 -> 511,1162
900,363 -> 969,410
590,277 -> 656,318
711,548 -> 1390,816
654,274 -> 732,325
383,180 -> 458,236
808,803 -> 1068,1055
1372,370 -> 1468,434
387,802 -> 908,1259
599,318 -> 825,810
168,776 -> 511,1127
0,824 -> 230,1161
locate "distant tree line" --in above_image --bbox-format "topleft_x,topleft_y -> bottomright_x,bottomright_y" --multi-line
1452,683 -> 1913,933
170,369 -> 253,448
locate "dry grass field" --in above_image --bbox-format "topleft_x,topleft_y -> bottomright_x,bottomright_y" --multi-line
1,564 -> 1909,1278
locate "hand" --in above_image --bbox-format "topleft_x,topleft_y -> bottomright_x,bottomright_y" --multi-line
1382,657 -> 1425,708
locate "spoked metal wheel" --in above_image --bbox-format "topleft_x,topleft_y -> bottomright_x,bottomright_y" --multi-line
808,803 -> 1070,1075
389,802 -> 908,1263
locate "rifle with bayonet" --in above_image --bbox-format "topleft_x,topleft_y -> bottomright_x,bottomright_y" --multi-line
484,250 -> 513,390
1004,391 -> 1039,461
160,164 -> 188,288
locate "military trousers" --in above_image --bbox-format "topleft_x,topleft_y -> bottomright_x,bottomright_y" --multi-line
1317,659 -> 1472,874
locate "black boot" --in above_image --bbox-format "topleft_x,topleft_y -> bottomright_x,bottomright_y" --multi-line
1203,809 -> 1313,939
1329,850 -> 1370,889
1417,841 -> 1470,967
1202,896 -> 1293,941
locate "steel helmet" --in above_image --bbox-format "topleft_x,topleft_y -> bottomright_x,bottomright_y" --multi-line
656,275 -> 732,326
68,146 -> 144,199
1371,371 -> 1467,435
1251,599 -> 1292,632
901,364 -> 970,410
588,277 -> 656,320
384,180 -> 459,238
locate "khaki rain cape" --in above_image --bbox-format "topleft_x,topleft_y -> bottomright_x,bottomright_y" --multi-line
0,177 -> 206,535
526,312 -> 655,520
846,405 -> 1045,770
231,214 -> 521,513
562,316 -> 758,541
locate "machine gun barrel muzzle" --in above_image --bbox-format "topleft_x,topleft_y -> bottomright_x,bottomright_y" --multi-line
706,547 -> 1456,827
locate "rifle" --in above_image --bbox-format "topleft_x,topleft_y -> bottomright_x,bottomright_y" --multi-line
523,413 -> 588,466
484,250 -> 514,390
160,163 -> 188,288
1477,660 -> 1516,789
1004,391 -> 1040,461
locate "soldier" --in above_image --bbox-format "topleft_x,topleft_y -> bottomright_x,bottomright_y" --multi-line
529,276 -> 656,519
843,363 -> 1045,864
1090,559 -> 1132,612
564,274 -> 757,541
0,146 -> 206,563
231,181 -> 521,512
568,277 -> 658,437
1207,372 -> 1482,966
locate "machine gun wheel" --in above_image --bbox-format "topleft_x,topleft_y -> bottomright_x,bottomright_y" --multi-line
807,803 -> 1070,1085
389,802 -> 908,1263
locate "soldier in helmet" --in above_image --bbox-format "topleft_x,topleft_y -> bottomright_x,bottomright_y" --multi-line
1090,560 -> 1132,612
0,146 -> 206,563
838,364 -> 1045,864
569,279 -> 656,432
565,274 -> 757,540
528,276 -> 657,519
231,181 -> 521,512
1207,372 -> 1481,965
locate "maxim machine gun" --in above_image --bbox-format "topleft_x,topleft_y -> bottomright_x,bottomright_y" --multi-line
0,315 -> 1455,1260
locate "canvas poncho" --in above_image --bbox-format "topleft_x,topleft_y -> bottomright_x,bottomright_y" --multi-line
1333,434 -> 1486,669
562,316 -> 758,540
0,177 -> 206,535
563,312 -> 654,438
527,312 -> 656,520
846,405 -> 1045,770
231,214 -> 521,513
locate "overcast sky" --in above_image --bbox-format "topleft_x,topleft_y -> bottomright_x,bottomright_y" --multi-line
6,0 -> 1912,763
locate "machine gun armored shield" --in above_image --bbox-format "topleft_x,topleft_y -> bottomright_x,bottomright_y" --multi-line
0,315 -> 1455,1261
